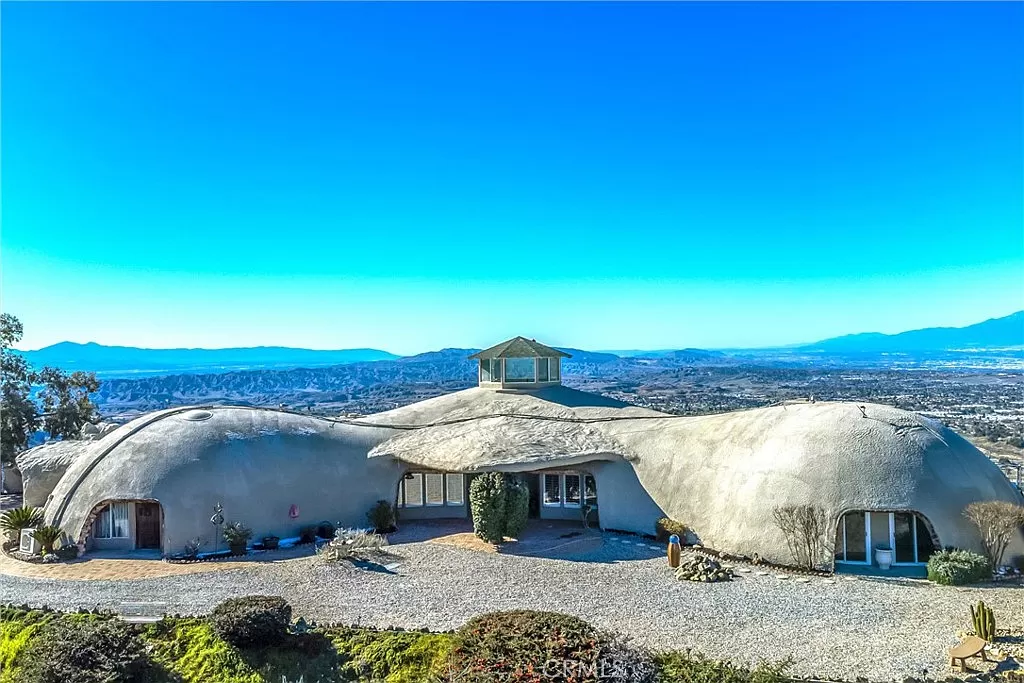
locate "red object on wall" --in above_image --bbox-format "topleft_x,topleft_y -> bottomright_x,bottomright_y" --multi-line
289,504 -> 299,519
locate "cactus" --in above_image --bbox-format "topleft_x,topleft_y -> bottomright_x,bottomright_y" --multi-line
970,600 -> 996,641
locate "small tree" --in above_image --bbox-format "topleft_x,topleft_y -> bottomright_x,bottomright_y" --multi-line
469,473 -> 507,544
1,313 -> 38,466
772,504 -> 832,569
37,367 -> 101,440
964,501 -> 1024,567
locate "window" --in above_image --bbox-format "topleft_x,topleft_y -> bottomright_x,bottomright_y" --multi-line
504,357 -> 535,383
836,511 -> 936,565
399,472 -> 466,508
402,473 -> 423,507
543,474 -> 562,505
584,475 -> 597,505
94,502 -> 130,539
446,474 -> 464,505
537,357 -> 549,382
480,360 -> 492,382
549,358 -> 560,381
425,474 -> 445,506
564,474 -> 581,507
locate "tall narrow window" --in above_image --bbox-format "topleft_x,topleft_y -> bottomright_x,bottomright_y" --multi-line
584,475 -> 597,505
537,357 -> 549,382
893,512 -> 916,563
446,474 -> 464,505
843,511 -> 867,562
480,360 -> 492,382
564,474 -> 581,507
549,358 -> 560,381
543,474 -> 562,505
425,474 -> 445,506
402,474 -> 423,507
915,515 -> 936,563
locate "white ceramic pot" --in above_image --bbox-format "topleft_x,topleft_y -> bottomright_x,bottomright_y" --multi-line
875,546 -> 893,570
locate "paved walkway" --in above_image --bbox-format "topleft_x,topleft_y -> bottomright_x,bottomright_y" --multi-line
0,543 -> 317,580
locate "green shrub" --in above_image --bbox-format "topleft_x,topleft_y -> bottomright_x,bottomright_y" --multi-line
298,525 -> 318,544
209,596 -> 292,648
655,518 -> 688,542
469,472 -> 507,543
0,608 -> 56,683
30,525 -> 64,554
222,522 -> 252,548
927,548 -> 992,585
17,616 -> 153,683
452,610 -> 607,682
0,506 -> 43,540
366,500 -> 397,534
654,651 -> 790,682
329,626 -> 453,683
505,476 -> 530,539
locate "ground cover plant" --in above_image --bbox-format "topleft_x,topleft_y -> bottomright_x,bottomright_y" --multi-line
0,603 -> 793,683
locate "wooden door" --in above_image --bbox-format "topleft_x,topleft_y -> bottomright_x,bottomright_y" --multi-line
135,503 -> 161,549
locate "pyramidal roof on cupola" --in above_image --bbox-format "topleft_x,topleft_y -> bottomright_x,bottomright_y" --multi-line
468,336 -> 572,360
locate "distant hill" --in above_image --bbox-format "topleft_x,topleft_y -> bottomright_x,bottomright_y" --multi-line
801,311 -> 1024,353
19,342 -> 399,377
601,348 -> 726,361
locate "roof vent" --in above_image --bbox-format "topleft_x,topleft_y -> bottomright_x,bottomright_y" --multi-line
182,410 -> 214,422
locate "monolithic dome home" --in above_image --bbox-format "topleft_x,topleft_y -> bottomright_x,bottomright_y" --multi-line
21,336 -> 1023,573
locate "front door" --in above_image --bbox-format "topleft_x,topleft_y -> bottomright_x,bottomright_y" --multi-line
135,503 -> 161,549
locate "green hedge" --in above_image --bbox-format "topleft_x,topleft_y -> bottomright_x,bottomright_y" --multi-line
927,549 -> 992,585
469,472 -> 507,543
654,651 -> 789,682
329,627 -> 453,683
17,615 -> 153,683
504,476 -> 530,540
210,596 -> 292,648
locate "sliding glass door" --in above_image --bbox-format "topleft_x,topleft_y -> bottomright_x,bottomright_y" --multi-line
835,510 -> 936,566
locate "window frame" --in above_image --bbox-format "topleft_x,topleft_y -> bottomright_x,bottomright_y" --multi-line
94,502 -> 131,540
542,473 -> 563,507
399,472 -> 466,508
835,510 -> 932,566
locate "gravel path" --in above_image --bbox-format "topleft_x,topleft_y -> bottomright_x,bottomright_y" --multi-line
4,536 -> 1024,681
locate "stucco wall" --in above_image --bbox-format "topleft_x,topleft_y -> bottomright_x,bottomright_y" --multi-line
45,408 -> 404,556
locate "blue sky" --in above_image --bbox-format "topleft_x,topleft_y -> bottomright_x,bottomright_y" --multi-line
3,2 -> 1022,354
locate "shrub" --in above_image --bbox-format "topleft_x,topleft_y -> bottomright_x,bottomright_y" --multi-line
222,522 -> 252,547
451,610 -> 652,682
182,538 -> 202,559
505,476 -> 530,540
0,506 -> 43,540
17,616 -> 153,683
655,518 -> 688,543
927,548 -> 992,585
30,525 -> 64,554
963,501 -> 1024,567
329,626 -> 453,683
298,525 -> 318,544
366,500 -> 397,534
654,651 -> 790,682
469,472 -> 507,544
316,520 -> 336,539
770,505 -> 831,569
209,595 -> 292,648
317,528 -> 387,563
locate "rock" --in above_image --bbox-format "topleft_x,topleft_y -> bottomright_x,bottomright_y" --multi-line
674,554 -> 733,583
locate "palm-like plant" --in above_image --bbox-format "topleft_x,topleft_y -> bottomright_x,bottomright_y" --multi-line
31,525 -> 65,554
0,506 -> 44,540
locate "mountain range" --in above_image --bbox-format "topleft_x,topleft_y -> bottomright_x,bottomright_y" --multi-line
18,310 -> 1023,378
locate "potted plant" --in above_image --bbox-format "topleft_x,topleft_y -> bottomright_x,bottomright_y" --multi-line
366,500 -> 397,535
298,525 -> 317,545
262,535 -> 280,550
874,544 -> 893,571
223,522 -> 252,556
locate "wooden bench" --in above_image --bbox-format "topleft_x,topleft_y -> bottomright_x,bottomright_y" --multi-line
949,635 -> 988,672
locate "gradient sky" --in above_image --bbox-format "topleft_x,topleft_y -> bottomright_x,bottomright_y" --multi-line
3,2 -> 1022,355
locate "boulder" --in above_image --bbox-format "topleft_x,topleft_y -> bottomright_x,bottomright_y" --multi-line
15,440 -> 93,507
674,554 -> 734,583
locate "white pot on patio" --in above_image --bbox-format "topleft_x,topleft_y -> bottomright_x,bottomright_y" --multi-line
874,546 -> 893,570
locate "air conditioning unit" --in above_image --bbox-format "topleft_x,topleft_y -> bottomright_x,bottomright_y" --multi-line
20,528 -> 40,555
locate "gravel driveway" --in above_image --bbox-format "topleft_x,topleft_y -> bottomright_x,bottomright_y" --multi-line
4,536 -> 1023,681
